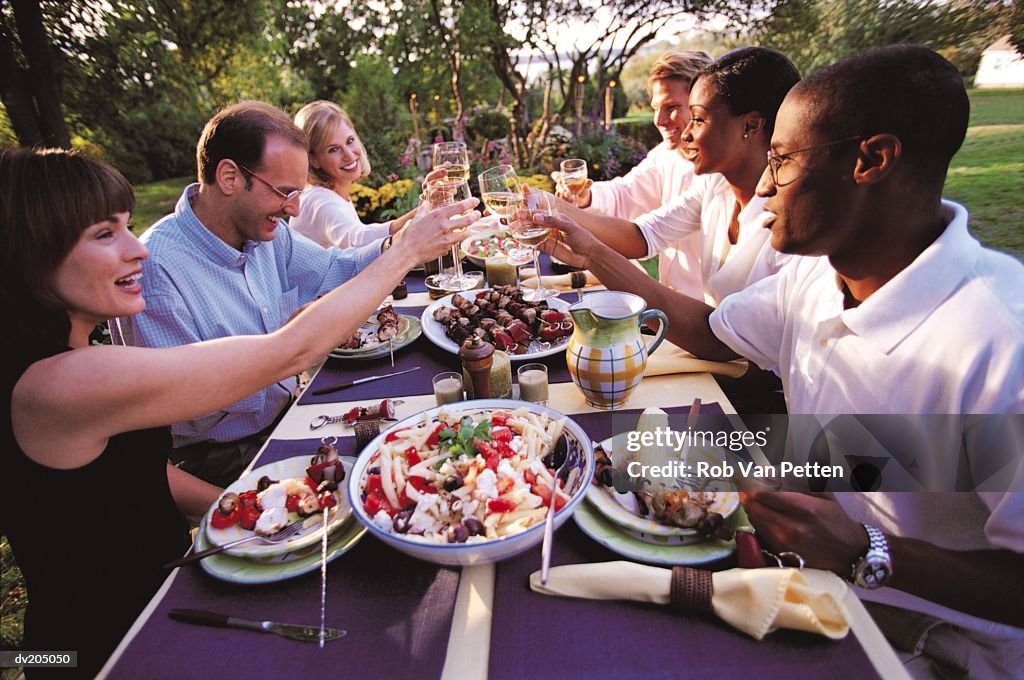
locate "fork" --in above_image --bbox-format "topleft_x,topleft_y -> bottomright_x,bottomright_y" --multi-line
540,435 -> 576,585
164,520 -> 306,569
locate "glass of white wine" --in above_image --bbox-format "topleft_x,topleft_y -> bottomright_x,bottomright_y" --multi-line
509,191 -> 556,301
478,164 -> 524,224
432,142 -> 470,182
425,178 -> 478,292
560,158 -> 588,207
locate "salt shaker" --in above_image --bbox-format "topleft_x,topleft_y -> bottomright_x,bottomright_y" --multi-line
459,336 -> 494,399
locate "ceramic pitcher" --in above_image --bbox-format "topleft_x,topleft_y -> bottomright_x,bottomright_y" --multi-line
565,291 -> 668,409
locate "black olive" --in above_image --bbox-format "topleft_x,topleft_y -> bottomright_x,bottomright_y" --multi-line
256,475 -> 276,492
319,480 -> 339,492
448,523 -> 469,543
443,474 -> 464,492
463,517 -> 484,536
597,466 -> 614,487
368,466 -> 381,475
393,509 -> 413,534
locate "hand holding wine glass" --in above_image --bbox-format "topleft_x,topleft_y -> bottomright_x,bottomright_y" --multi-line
478,164 -> 524,227
509,191 -> 556,301
424,177 -> 478,292
560,158 -> 589,208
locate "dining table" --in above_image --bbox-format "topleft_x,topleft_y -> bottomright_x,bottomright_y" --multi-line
99,257 -> 908,680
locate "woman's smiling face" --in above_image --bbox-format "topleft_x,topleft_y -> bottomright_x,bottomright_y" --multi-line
51,211 -> 149,329
309,118 -> 365,187
679,77 -> 749,177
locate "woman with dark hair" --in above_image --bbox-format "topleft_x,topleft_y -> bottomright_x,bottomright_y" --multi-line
547,46 -> 801,305
0,147 -> 472,677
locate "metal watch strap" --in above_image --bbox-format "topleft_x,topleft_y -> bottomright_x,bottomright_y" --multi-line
851,523 -> 892,589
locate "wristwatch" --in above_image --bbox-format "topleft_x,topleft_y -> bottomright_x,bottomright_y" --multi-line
850,524 -> 892,589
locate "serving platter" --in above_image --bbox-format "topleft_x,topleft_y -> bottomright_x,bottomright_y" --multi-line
421,290 -> 572,361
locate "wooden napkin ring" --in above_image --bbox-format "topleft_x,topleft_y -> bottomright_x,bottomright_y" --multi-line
570,271 -> 587,289
670,566 -> 713,614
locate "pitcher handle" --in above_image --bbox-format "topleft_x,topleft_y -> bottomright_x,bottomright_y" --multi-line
638,309 -> 669,356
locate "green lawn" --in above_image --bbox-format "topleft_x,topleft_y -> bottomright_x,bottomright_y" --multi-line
133,176 -> 189,232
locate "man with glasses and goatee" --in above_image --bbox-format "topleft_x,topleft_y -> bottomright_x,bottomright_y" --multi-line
113,101 -> 477,486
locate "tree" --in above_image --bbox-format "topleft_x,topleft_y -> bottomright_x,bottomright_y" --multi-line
0,0 -> 71,147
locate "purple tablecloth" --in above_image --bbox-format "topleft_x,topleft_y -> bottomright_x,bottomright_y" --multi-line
107,439 -> 461,679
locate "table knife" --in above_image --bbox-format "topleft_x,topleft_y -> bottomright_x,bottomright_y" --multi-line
310,366 -> 420,396
169,609 -> 345,642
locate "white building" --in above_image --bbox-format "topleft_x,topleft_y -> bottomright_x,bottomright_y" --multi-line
975,36 -> 1024,88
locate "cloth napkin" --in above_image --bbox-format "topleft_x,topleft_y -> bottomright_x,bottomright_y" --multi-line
643,339 -> 749,379
530,561 -> 850,641
518,268 -> 601,291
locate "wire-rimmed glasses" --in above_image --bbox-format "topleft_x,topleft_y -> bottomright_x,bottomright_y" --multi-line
765,135 -> 864,187
237,163 -> 302,210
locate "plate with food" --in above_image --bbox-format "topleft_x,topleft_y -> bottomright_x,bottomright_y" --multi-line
460,230 -> 519,266
587,439 -> 739,539
205,444 -> 353,558
194,510 -> 366,584
574,498 -> 748,567
421,285 -> 574,360
329,304 -> 422,360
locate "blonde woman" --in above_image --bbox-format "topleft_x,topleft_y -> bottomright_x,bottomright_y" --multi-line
292,101 -> 421,248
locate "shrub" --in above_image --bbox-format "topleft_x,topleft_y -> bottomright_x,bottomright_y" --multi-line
467,108 -> 511,143
350,178 -> 418,221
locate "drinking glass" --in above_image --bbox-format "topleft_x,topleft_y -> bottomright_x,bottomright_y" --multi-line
509,191 -> 556,301
433,372 -> 464,406
425,178 -> 478,292
478,164 -> 524,226
432,142 -> 470,182
560,158 -> 588,207
517,363 -> 549,404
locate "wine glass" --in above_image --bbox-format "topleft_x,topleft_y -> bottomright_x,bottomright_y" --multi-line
478,164 -> 524,225
560,158 -> 588,207
432,142 -> 470,182
509,191 -> 556,301
425,178 -> 478,292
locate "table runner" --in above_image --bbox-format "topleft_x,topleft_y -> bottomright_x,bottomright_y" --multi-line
300,295 -> 578,406
107,438 -> 462,679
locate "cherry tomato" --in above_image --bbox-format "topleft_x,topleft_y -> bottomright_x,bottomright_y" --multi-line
285,494 -> 302,513
491,412 -> 510,427
384,427 -> 410,443
238,490 -> 259,510
364,489 -> 397,517
405,446 -> 422,466
487,498 -> 517,513
239,506 -> 261,531
210,507 -> 240,530
425,423 -> 445,449
365,473 -> 383,494
318,490 -> 338,509
490,426 -> 512,443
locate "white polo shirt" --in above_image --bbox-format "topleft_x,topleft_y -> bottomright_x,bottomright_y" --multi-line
635,173 -> 792,305
587,142 -> 703,299
710,199 -> 1024,634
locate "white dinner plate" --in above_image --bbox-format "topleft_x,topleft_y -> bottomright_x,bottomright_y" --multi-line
420,289 -> 572,361
574,498 -> 748,566
329,315 -> 421,361
460,229 -> 517,267
195,513 -> 366,584
205,456 -> 353,558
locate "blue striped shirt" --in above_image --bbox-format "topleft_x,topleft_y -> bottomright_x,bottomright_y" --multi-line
110,184 -> 381,446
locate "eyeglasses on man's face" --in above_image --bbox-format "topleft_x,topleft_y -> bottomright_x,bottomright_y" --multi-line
237,162 -> 302,208
765,135 -> 864,187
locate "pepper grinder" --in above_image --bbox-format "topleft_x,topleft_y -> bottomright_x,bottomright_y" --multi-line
459,336 -> 495,399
